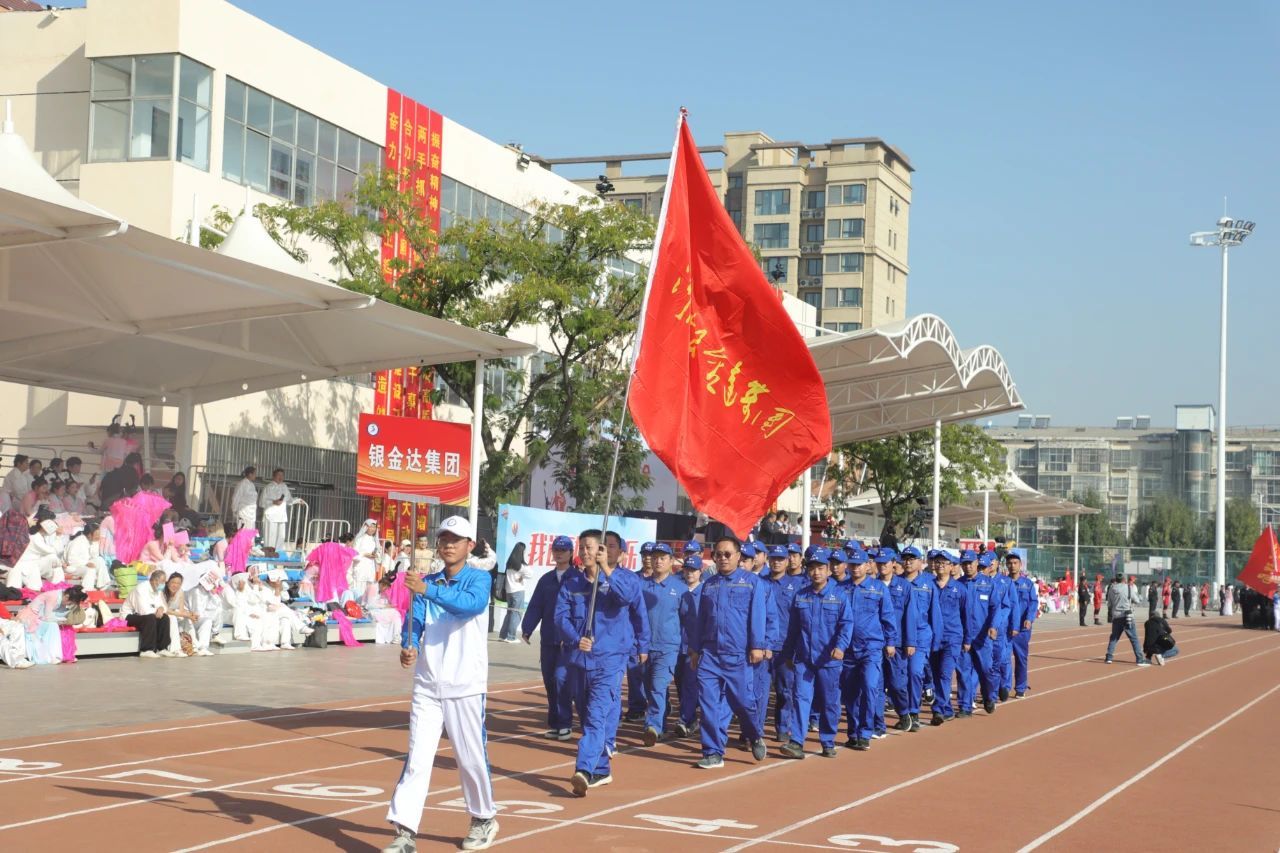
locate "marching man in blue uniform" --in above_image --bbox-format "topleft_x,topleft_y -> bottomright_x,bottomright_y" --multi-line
520,534 -> 578,740
640,543 -> 684,745
780,547 -> 852,759
554,529 -> 650,796
875,548 -> 915,732
842,545 -> 898,751
1006,551 -> 1038,698
673,554 -> 705,738
961,551 -> 1001,715
615,532 -> 648,723
984,551 -> 1015,703
929,550 -> 964,725
901,546 -> 940,732
689,536 -> 769,769
761,544 -> 807,743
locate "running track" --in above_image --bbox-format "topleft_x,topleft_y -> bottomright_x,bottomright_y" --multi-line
1,617 -> 1276,851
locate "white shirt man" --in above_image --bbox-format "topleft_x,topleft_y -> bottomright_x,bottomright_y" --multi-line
383,514 -> 498,853
258,469 -> 295,551
3,457 -> 29,504
230,467 -> 258,534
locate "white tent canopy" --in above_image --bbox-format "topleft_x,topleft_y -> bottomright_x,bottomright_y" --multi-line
808,314 -> 1023,444
940,470 -> 1101,527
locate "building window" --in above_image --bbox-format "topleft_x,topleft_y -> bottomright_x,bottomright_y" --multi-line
622,197 -> 645,212
223,77 -> 381,207
824,252 -> 863,274
1042,447 -> 1071,472
1141,449 -> 1168,470
826,218 -> 864,239
753,222 -> 789,249
889,195 -> 901,216
1250,450 -> 1278,476
1015,448 -> 1036,468
805,223 -> 824,243
439,175 -> 528,233
828,183 -> 866,206
1040,475 -> 1071,497
886,262 -> 897,283
806,190 -> 825,209
754,189 -> 791,216
730,210 -> 745,231
760,258 -> 788,283
1111,448 -> 1134,469
1076,448 -> 1106,473
1224,450 -> 1247,472
823,322 -> 861,333
804,257 -> 823,276
824,287 -> 862,308
801,291 -> 821,310
89,54 -> 212,168
1140,476 -> 1166,498
727,173 -> 743,189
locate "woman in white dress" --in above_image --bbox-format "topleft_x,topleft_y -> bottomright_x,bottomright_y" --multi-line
16,586 -> 87,664
183,564 -> 224,656
9,517 -> 65,590
64,522 -> 109,591
223,572 -> 268,650
160,572 -> 198,656
348,519 -> 380,601
230,466 -> 259,535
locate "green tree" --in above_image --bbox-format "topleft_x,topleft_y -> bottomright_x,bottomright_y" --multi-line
1053,488 -> 1125,546
257,171 -> 656,514
1200,497 -> 1262,551
1128,496 -> 1200,549
825,424 -> 1007,540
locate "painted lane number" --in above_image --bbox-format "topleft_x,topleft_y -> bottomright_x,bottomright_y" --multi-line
634,814 -> 759,834
828,834 -> 958,853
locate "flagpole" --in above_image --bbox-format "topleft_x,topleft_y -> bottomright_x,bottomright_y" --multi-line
583,108 -> 687,638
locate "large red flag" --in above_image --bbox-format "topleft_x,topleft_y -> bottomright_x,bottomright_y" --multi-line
628,112 -> 831,538
1236,526 -> 1279,596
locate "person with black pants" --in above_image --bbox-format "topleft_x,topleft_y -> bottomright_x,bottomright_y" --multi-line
120,568 -> 175,658
1077,580 -> 1091,627
1171,582 -> 1182,618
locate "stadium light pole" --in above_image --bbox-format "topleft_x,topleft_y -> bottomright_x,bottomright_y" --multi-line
1189,215 -> 1254,599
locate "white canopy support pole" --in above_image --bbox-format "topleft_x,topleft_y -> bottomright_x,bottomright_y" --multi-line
982,490 -> 990,542
189,194 -> 200,247
142,405 -> 152,472
931,419 -> 942,548
468,358 -> 484,534
1073,513 -> 1080,593
175,390 -> 195,474
801,465 -> 812,550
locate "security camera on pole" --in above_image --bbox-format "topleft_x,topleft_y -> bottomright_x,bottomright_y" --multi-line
1189,214 -> 1255,603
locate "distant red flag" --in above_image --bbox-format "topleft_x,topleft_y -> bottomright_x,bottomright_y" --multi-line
628,112 -> 832,538
1236,526 -> 1279,597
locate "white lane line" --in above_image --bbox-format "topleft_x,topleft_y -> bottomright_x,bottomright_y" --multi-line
718,642 -> 1280,852
1015,680 -> 1280,852
0,679 -> 543,752
1030,626 -> 1223,674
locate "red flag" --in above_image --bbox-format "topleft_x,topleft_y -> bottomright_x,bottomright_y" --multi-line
1237,526 -> 1279,597
628,112 -> 831,538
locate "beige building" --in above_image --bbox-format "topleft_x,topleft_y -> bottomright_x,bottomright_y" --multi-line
541,131 -> 913,332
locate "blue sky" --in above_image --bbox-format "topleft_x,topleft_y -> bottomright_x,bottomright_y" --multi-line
237,0 -> 1279,427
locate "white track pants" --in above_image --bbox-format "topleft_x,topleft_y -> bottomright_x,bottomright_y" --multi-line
386,691 -> 496,834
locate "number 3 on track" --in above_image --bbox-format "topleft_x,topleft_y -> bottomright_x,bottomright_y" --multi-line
828,834 -> 958,853
634,814 -> 758,834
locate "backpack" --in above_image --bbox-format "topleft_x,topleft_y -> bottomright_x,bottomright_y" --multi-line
304,625 -> 329,648
491,568 -> 507,603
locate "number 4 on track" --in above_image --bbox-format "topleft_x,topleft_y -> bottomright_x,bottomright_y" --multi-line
634,814 -> 758,834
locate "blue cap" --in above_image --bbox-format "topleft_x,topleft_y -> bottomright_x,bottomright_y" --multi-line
652,542 -> 673,556
925,548 -> 940,560
959,549 -> 978,563
786,543 -> 802,554
682,555 -> 703,571
1003,550 -> 1021,562
766,545 -> 787,559
873,548 -> 899,564
828,548 -> 847,563
940,550 -> 960,564
803,545 -> 830,564
846,544 -> 869,565
551,535 -> 574,551
843,540 -> 861,552
683,540 -> 702,554
900,545 -> 923,560
977,552 -> 996,568
740,542 -> 757,558
640,541 -> 655,555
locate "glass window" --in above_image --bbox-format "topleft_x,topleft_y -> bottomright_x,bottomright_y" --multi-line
1016,448 -> 1037,468
317,120 -> 338,161
752,222 -> 789,249
827,218 -> 864,239
315,158 -> 336,202
440,175 -> 456,213
823,287 -> 862,308
269,141 -> 293,199
337,128 -> 359,170
334,166 -> 355,202
176,99 -> 210,170
837,322 -> 861,333
727,173 -> 743,189
222,117 -> 244,184
272,101 -> 296,145
806,190 -> 825,209
802,291 -> 821,309
1111,449 -> 1133,469
246,87 -> 270,132
294,150 -> 314,207
829,183 -> 866,205
455,183 -> 472,219
91,56 -> 131,100
296,112 -> 317,153
359,138 -> 380,175
244,130 -> 269,191
130,97 -> 171,159
824,253 -> 863,274
89,100 -> 129,162
754,188 -> 790,216
178,57 -> 211,106
760,258 -> 788,283
91,55 -> 210,165
224,77 -> 246,122
805,223 -> 823,243
133,54 -> 174,98
804,257 -> 822,276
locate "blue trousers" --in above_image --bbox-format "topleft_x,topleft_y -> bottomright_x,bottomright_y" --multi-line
626,653 -> 646,714
991,633 -> 1012,695
675,652 -> 698,726
790,661 -> 841,749
883,649 -> 908,715
751,657 -> 772,736
696,652 -> 761,756
1011,627 -> 1032,693
569,654 -> 626,777
905,646 -> 930,714
930,644 -> 960,717
643,649 -> 678,733
772,655 -> 795,740
963,640 -> 996,708
842,646 -> 885,740
539,643 -> 573,730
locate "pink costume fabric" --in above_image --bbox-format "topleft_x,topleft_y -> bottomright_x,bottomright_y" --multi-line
307,542 -> 357,603
224,528 -> 257,576
331,609 -> 360,647
59,625 -> 77,662
385,570 -> 410,617
110,492 -> 171,563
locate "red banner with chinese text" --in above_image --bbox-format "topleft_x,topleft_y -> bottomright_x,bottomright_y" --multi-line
628,113 -> 832,539
1237,526 -> 1279,597
357,413 -> 471,506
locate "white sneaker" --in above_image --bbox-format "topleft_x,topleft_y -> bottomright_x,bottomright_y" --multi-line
211,634 -> 228,646
158,649 -> 179,658
279,644 -> 295,650
252,645 -> 278,652
139,650 -> 159,659
1154,654 -> 1165,666
460,817 -> 499,850
197,649 -> 214,657
13,660 -> 34,669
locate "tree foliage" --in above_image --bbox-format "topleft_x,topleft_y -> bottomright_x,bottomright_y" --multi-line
256,171 -> 656,513
1128,496 -> 1200,550
825,424 -> 1007,539
1201,497 -> 1262,552
1053,488 -> 1125,547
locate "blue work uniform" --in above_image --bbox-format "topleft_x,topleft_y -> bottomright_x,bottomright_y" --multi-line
990,573 -> 1015,699
625,568 -> 648,717
641,573 -> 686,734
905,574 -> 940,715
960,573 -> 999,710
554,568 -> 650,777
520,566 -> 576,731
882,574 -> 914,716
690,568 -> 768,756
676,582 -> 703,729
930,576 -> 965,719
758,572 -> 807,740
782,581 -> 853,750
1009,574 -> 1038,694
842,576 -> 898,740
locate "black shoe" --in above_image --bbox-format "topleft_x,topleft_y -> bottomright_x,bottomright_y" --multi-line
843,737 -> 859,749
820,746 -> 839,758
956,709 -> 973,718
751,739 -> 767,762
642,727 -> 659,747
779,741 -> 805,759
922,688 -> 934,704
930,714 -> 946,727
998,687 -> 1009,702
672,721 -> 690,738
1015,691 -> 1025,699
894,717 -> 912,732
908,715 -> 921,732
570,770 -> 590,797
983,700 -> 996,715
624,710 -> 644,723
853,738 -> 870,751
808,720 -> 818,732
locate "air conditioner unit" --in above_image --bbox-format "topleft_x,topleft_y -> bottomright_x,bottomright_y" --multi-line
801,243 -> 822,253
801,209 -> 823,220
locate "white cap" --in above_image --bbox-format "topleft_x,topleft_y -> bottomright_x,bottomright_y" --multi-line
437,515 -> 475,540
400,539 -> 412,547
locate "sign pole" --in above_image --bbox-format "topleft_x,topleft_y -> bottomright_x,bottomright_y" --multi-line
469,358 -> 485,535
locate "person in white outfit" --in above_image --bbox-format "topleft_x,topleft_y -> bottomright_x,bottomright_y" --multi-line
261,569 -> 312,650
64,522 -> 109,591
9,518 -> 65,589
223,572 -> 267,650
161,572 -> 198,656
230,466 -> 258,535
183,564 -> 224,656
383,514 -> 498,853
0,616 -> 34,669
3,455 -> 30,504
120,569 -> 176,658
350,519 -> 380,601
258,469 -> 297,552
364,575 -> 405,644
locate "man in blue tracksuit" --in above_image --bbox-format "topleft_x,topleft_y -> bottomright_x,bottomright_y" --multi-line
673,555 -> 704,739
641,543 -> 683,746
616,532 -> 648,723
1006,551 -> 1037,698
985,551 -> 1015,703
875,548 -> 914,732
689,536 -> 769,769
554,529 -> 650,797
962,552 -> 1000,716
842,546 -> 897,751
787,542 -> 803,575
761,544 -> 807,743
901,546 -> 940,732
929,550 -> 964,725
780,548 -> 852,759
520,534 -> 578,740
